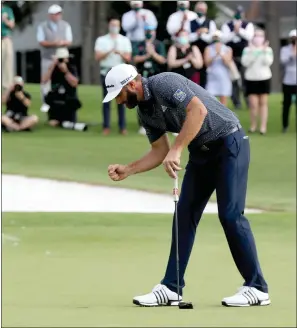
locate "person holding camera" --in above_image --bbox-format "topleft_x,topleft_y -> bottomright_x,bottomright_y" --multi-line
1,76 -> 39,132
42,48 -> 87,131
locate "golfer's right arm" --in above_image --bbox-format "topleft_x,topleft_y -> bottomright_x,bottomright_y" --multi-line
127,134 -> 170,175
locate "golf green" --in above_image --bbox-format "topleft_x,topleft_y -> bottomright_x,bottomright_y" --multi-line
2,212 -> 296,327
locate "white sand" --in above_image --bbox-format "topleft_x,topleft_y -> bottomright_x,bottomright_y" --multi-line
2,174 -> 262,214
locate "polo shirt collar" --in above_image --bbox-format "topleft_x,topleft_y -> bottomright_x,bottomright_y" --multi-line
142,77 -> 152,101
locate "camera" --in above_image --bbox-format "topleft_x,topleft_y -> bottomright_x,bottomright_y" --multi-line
14,84 -> 23,92
58,58 -> 64,63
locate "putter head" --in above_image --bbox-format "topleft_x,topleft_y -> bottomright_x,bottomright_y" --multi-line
178,301 -> 194,309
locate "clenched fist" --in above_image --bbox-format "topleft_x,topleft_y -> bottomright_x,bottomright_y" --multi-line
108,164 -> 130,181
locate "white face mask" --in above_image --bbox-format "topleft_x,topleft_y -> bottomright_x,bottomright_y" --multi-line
109,26 -> 120,34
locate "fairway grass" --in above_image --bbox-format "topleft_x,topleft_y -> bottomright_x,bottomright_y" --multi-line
2,212 -> 296,327
2,84 -> 296,212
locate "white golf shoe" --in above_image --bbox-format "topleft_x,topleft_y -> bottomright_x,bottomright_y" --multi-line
222,286 -> 271,307
133,284 -> 181,307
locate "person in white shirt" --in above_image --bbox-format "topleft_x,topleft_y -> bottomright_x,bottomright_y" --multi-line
121,1 -> 157,45
37,4 -> 73,113
221,5 -> 254,109
95,16 -> 132,136
187,1 -> 216,88
280,29 -> 297,133
241,29 -> 273,135
166,1 -> 197,40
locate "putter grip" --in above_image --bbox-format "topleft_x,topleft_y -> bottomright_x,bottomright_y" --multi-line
173,176 -> 179,201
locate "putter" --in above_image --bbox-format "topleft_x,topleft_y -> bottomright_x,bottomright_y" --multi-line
173,175 -> 194,310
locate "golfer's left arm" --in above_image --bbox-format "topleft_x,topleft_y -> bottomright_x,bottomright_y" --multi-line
172,97 -> 207,152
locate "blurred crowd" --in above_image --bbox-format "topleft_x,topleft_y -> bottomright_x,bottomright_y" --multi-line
1,1 -> 296,135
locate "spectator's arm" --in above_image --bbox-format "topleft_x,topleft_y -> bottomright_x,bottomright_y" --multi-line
190,45 -> 203,69
221,23 -> 234,44
241,47 -> 256,67
94,38 -> 113,61
37,25 -> 59,47
116,39 -> 132,63
280,47 -> 292,65
61,24 -> 73,46
262,47 -> 274,66
167,45 -> 188,68
221,46 -> 233,65
151,43 -> 167,65
238,22 -> 254,41
203,45 -> 215,67
121,11 -> 138,32
200,20 -> 217,44
2,8 -> 15,29
2,86 -> 13,104
146,10 -> 158,29
64,70 -> 78,87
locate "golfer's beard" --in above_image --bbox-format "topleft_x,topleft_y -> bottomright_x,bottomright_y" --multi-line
126,92 -> 139,109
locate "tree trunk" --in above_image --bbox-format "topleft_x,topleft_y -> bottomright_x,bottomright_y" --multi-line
265,1 -> 280,92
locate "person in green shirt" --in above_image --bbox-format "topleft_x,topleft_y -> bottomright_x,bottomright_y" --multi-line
132,25 -> 167,134
2,1 -> 15,91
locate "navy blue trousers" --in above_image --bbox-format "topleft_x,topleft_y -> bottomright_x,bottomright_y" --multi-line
161,129 -> 268,294
101,75 -> 126,130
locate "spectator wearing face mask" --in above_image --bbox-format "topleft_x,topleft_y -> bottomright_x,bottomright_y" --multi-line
167,30 -> 203,83
221,5 -> 254,109
95,16 -> 132,135
132,25 -> 167,135
166,1 -> 197,40
121,1 -> 158,46
204,30 -> 233,106
241,29 -> 273,135
280,29 -> 297,133
188,1 -> 217,88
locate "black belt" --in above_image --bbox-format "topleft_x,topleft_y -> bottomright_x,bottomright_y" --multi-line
200,124 -> 242,151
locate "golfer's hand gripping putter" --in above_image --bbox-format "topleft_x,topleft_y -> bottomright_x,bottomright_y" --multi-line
173,175 -> 194,310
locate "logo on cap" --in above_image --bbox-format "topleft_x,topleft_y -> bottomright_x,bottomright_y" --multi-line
106,84 -> 115,88
120,74 -> 133,86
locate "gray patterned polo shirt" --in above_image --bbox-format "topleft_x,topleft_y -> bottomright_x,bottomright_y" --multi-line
137,72 -> 240,153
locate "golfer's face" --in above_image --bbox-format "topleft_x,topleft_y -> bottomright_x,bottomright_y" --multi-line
116,87 -> 138,109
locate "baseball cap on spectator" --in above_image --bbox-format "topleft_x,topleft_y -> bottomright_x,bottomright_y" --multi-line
102,64 -> 138,103
14,76 -> 24,84
144,24 -> 156,31
289,29 -> 296,37
48,4 -> 62,15
130,1 -> 143,8
54,47 -> 71,59
177,1 -> 190,9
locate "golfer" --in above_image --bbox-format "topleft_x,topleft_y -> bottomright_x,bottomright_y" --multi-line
104,63 -> 270,307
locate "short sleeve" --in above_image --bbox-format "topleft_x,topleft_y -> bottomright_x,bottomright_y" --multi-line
95,37 -> 106,52
152,75 -> 196,110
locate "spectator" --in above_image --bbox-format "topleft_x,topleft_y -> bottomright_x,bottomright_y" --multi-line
95,16 -> 132,135
280,29 -> 296,133
188,1 -> 217,88
1,76 -> 38,132
37,4 -> 73,113
241,29 -> 273,135
132,24 -> 167,135
204,30 -> 233,106
42,48 -> 87,132
166,1 -> 197,40
1,1 -> 15,92
167,30 -> 203,82
121,1 -> 157,46
221,5 -> 254,109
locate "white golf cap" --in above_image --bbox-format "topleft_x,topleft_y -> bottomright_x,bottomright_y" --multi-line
102,64 -> 138,103
48,4 -> 62,14
54,47 -> 70,58
289,29 -> 296,37
130,1 -> 143,7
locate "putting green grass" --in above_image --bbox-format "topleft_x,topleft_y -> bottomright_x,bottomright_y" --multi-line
2,85 -> 296,211
2,212 -> 296,327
